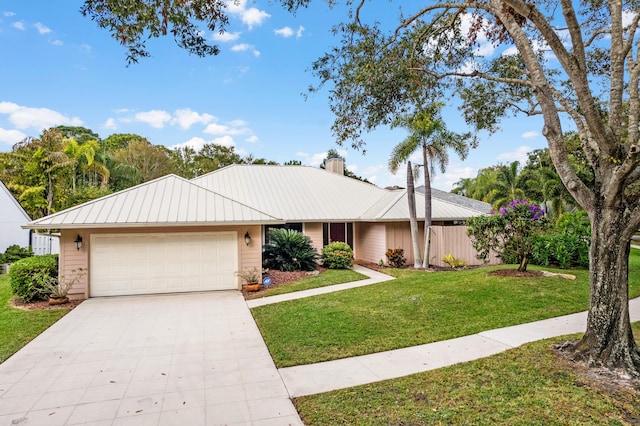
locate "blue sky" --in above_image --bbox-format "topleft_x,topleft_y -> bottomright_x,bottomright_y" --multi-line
0,1 -> 548,190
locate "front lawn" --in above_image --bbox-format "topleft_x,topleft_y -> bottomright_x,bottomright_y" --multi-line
0,274 -> 73,364
294,322 -> 640,425
252,251 -> 640,367
245,268 -> 367,300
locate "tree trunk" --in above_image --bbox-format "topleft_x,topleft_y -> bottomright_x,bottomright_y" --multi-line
517,255 -> 529,273
422,145 -> 432,268
569,208 -> 640,376
407,162 -> 422,268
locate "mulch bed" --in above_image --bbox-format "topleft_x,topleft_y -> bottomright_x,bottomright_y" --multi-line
487,269 -> 544,278
241,267 -> 328,298
11,298 -> 84,311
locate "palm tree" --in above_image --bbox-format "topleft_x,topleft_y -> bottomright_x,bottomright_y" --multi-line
389,109 -> 470,267
406,161 -> 422,268
489,161 -> 526,210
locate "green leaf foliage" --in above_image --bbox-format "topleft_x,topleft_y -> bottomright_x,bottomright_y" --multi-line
263,229 -> 318,272
467,200 -> 548,272
321,242 -> 353,269
0,245 -> 33,264
9,255 -> 58,303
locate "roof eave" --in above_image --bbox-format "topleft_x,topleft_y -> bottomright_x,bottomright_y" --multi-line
22,219 -> 286,230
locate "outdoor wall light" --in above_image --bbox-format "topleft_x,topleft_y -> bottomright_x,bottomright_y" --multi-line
244,231 -> 251,246
74,234 -> 83,251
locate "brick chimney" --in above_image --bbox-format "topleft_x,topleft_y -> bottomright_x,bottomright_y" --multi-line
325,158 -> 345,175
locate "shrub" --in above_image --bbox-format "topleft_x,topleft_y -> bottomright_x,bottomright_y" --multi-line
529,212 -> 591,269
385,248 -> 406,268
0,245 -> 33,264
322,242 -> 353,269
263,228 -> 318,272
442,253 -> 467,269
468,199 -> 548,272
9,255 -> 58,302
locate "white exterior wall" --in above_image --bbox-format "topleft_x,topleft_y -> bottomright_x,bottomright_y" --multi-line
0,181 -> 31,252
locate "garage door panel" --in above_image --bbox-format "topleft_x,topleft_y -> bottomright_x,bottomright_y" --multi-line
90,232 -> 238,297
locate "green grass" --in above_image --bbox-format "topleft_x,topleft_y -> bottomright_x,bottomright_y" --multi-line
245,269 -> 367,300
294,322 -> 640,426
253,251 -> 640,367
0,274 -> 72,364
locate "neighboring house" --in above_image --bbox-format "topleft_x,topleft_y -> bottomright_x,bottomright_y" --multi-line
24,161 -> 497,299
0,179 -> 59,256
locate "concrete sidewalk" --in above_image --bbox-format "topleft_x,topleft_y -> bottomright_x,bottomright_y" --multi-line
246,255 -> 640,397
277,279 -> 640,397
246,265 -> 394,308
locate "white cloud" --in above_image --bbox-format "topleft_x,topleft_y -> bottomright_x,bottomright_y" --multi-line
170,135 -> 236,150
211,135 -> 235,147
497,145 -> 531,163
34,22 -> 51,34
134,110 -> 172,128
229,119 -> 247,127
245,135 -> 258,143
173,108 -> 215,129
203,122 -> 247,136
431,164 -> 476,191
4,12 -> 16,17
521,131 -> 539,139
231,43 -> 260,56
0,127 -> 26,145
274,26 -> 304,38
622,9 -> 636,28
459,14 -> 495,57
12,21 -> 25,30
225,0 -> 247,15
171,136 -> 208,151
51,39 -> 63,46
296,151 -> 308,157
275,27 -> 294,38
213,31 -> 241,42
0,101 -> 83,130
241,8 -> 270,29
103,118 -> 117,129
225,0 -> 270,30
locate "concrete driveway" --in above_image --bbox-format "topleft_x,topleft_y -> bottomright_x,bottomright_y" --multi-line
0,292 -> 303,426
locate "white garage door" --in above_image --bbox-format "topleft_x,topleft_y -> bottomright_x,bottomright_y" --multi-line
90,232 -> 238,297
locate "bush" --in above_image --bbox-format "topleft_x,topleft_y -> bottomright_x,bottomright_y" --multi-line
9,255 -> 58,302
263,229 -> 318,272
322,242 -> 353,269
385,248 -> 406,268
0,245 -> 33,264
530,212 -> 591,269
442,253 -> 467,269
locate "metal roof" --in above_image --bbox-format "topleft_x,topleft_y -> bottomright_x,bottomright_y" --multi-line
24,165 -> 490,229
194,165 -> 489,222
192,165 -> 387,221
24,174 -> 281,229
366,189 -> 489,221
417,186 -> 493,214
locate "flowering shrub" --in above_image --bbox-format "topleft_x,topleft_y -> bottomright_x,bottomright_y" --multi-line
467,199 -> 548,272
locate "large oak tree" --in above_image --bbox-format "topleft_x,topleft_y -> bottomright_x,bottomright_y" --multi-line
81,1 -> 640,376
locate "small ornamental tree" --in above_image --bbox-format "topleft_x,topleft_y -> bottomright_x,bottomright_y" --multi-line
468,199 -> 548,272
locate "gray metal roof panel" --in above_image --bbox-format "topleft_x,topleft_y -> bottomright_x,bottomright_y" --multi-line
25,174 -> 281,229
